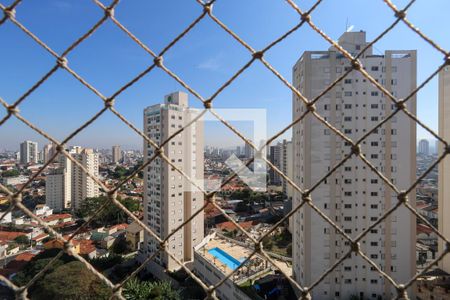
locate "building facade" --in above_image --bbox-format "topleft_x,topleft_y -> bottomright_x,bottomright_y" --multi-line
439,66 -> 450,273
42,143 -> 55,164
112,145 -> 122,164
280,139 -> 294,199
45,148 -> 99,211
45,155 -> 72,212
244,143 -> 254,159
20,140 -> 38,164
292,31 -> 416,299
418,139 -> 430,156
269,143 -> 282,185
142,91 -> 204,273
70,147 -> 100,210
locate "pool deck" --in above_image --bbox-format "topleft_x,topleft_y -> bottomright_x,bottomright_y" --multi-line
197,235 -> 292,278
200,237 -> 253,274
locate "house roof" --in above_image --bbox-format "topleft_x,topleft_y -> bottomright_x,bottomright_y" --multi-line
126,221 -> 143,234
78,239 -> 96,255
216,220 -> 259,232
417,223 -> 434,235
0,231 -> 26,243
3,251 -> 37,274
42,213 -> 72,223
109,223 -> 128,231
421,268 -> 450,277
31,233 -> 48,242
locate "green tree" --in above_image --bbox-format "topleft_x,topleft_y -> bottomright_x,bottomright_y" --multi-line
262,236 -> 273,251
14,235 -> 30,245
76,196 -> 140,226
113,166 -> 129,179
1,169 -> 19,177
111,235 -> 133,255
32,261 -> 112,300
13,249 -> 74,286
123,278 -> 180,300
90,255 -> 123,272
121,197 -> 140,212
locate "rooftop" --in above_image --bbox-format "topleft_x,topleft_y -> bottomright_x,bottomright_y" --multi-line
0,231 -> 26,243
216,221 -> 259,232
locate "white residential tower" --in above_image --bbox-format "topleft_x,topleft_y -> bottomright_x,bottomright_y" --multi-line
292,31 -> 416,299
142,91 -> 204,274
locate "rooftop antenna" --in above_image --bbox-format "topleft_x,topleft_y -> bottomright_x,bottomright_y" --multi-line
345,18 -> 354,32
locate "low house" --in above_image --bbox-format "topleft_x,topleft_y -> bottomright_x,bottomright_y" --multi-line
0,231 -> 27,244
42,214 -> 72,226
33,204 -> 53,217
126,221 -> 143,251
43,237 -> 81,254
0,211 -> 12,224
216,220 -> 259,233
90,224 -> 128,249
417,223 -> 438,247
0,242 -> 7,257
31,233 -> 49,245
0,251 -> 38,278
78,239 -> 97,259
0,175 -> 28,186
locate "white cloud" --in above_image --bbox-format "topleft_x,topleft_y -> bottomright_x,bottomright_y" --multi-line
197,54 -> 223,71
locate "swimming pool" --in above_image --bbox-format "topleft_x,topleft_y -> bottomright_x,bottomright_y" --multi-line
208,247 -> 242,270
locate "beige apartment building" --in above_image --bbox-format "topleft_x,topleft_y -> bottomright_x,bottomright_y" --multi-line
439,66 -> 450,273
292,31 -> 416,299
45,155 -> 72,212
42,143 -> 56,164
112,145 -> 122,164
45,147 -> 99,211
19,140 -> 38,164
70,147 -> 100,210
141,91 -> 204,273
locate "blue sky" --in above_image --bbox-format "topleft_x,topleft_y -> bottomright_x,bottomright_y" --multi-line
1,0 -> 449,151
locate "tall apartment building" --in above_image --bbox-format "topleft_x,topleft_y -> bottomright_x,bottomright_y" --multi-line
269,143 -> 282,185
70,147 -> 100,210
438,66 -> 450,273
292,31 -> 416,299
142,91 -> 204,273
45,147 -> 99,211
236,146 -> 241,157
43,143 -> 55,163
45,155 -> 72,211
244,142 -> 254,159
112,145 -> 122,164
280,140 -> 294,199
20,140 -> 38,164
269,140 -> 294,197
418,139 -> 430,156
